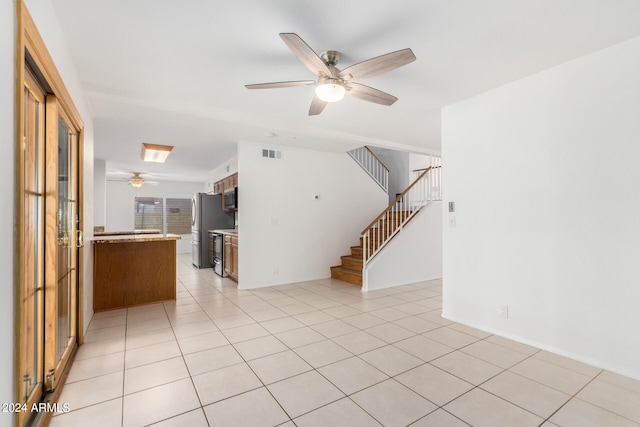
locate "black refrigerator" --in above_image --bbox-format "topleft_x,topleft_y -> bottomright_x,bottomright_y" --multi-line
191,193 -> 234,268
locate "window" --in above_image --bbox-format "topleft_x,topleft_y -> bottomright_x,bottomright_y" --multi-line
134,197 -> 191,234
166,198 -> 191,234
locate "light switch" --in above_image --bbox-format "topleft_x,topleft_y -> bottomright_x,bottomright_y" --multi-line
448,216 -> 456,228
448,202 -> 455,212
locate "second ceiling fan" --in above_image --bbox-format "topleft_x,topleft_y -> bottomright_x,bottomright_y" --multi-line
245,33 -> 416,116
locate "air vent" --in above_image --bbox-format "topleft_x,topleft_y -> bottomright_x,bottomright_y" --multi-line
262,149 -> 282,159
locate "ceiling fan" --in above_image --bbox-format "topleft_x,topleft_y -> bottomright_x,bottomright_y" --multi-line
245,33 -> 416,115
108,172 -> 159,188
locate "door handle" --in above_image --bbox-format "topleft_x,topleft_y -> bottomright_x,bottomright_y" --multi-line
59,231 -> 69,247
77,229 -> 84,248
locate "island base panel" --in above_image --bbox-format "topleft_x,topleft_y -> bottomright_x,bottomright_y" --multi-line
93,240 -> 177,311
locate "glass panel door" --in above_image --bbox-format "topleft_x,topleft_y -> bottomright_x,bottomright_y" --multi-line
44,96 -> 78,391
21,67 -> 45,408
56,115 -> 77,362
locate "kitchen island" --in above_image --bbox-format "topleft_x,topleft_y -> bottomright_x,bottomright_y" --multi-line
92,232 -> 181,311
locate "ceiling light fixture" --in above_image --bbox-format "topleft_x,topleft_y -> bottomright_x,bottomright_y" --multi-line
141,143 -> 174,163
129,176 -> 144,188
315,78 -> 345,103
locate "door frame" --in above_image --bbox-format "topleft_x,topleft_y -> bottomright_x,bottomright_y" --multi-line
15,2 -> 85,426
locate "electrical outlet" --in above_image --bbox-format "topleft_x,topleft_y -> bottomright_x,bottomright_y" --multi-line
499,305 -> 509,319
272,267 -> 279,275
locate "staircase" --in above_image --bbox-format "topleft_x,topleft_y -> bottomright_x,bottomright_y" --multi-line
330,245 -> 364,285
331,156 -> 441,287
329,210 -> 418,286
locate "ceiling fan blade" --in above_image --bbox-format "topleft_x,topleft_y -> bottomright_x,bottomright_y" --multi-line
280,33 -> 332,77
346,83 -> 398,106
245,80 -> 316,90
309,95 -> 327,116
339,48 -> 416,82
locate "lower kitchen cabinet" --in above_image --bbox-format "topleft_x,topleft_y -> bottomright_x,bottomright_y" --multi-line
224,234 -> 239,281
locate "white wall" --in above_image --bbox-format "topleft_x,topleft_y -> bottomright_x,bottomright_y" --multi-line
94,158 -> 107,227
106,180 -> 205,253
409,153 -> 431,172
365,202 -> 442,291
442,36 -> 640,379
205,156 -> 238,193
1,1 -> 16,421
237,141 -> 388,289
374,148 -> 410,203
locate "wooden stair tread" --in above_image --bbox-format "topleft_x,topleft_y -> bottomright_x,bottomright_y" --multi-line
340,255 -> 363,270
330,265 -> 362,286
330,265 -> 361,274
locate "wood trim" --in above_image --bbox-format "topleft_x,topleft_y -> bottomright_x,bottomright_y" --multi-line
15,1 -> 26,425
364,146 -> 389,172
361,167 -> 432,234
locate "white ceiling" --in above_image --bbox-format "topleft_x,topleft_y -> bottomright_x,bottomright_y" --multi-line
50,0 -> 640,182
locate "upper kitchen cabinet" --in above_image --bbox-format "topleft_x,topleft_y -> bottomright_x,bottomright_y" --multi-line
212,172 -> 238,195
211,172 -> 238,211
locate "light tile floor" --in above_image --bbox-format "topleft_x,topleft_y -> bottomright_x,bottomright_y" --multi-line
51,254 -> 640,427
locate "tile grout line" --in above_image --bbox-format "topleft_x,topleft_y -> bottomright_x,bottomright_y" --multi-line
86,258 -> 634,427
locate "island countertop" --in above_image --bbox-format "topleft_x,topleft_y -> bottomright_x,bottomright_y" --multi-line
94,229 -> 162,236
92,233 -> 181,244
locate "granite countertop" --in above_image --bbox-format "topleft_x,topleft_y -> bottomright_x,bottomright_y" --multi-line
94,229 -> 162,236
92,233 -> 182,244
210,229 -> 238,235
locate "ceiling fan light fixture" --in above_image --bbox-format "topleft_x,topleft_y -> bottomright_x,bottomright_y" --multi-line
141,143 -> 174,163
130,177 -> 144,188
315,79 -> 345,103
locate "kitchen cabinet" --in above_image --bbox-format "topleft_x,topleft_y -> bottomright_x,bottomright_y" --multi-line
224,233 -> 238,281
212,172 -> 238,195
231,237 -> 239,280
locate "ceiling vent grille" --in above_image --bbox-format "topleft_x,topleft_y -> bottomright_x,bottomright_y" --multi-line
262,149 -> 282,159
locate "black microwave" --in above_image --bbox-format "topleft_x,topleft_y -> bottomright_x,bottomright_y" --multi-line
223,187 -> 237,210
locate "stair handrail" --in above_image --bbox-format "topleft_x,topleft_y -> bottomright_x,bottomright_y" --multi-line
348,146 -> 389,192
361,166 -> 437,234
361,165 -> 441,264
